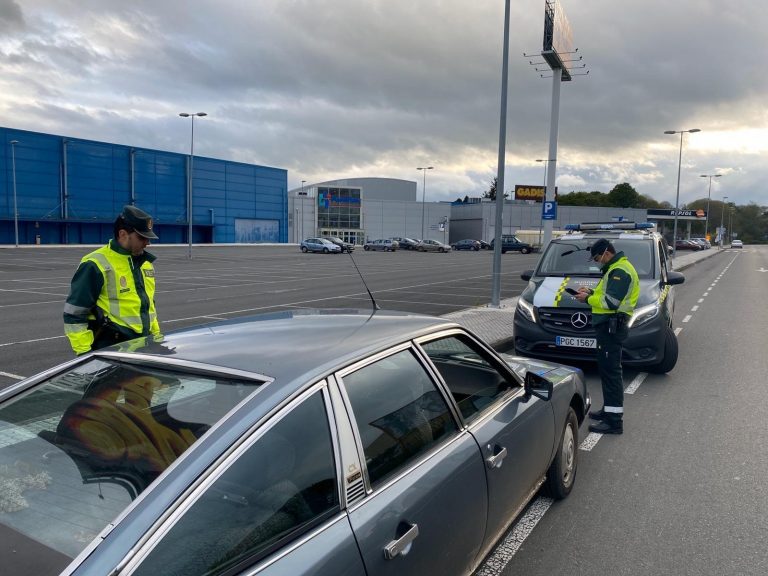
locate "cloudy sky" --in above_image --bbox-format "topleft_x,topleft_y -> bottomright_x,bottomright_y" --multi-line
1,0 -> 765,207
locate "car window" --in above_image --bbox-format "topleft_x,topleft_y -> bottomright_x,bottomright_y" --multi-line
0,359 -> 262,565
341,349 -> 458,488
133,391 -> 339,576
420,335 -> 516,422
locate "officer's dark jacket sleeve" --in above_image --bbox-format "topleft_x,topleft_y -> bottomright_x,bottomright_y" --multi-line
63,261 -> 104,351
603,268 -> 632,311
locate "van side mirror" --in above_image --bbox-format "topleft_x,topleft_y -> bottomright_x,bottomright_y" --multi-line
524,371 -> 553,401
521,270 -> 533,281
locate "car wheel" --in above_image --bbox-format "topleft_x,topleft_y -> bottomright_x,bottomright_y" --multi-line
323,247 -> 329,253
301,246 -> 308,253
521,247 -> 531,254
647,325 -> 679,374
474,246 -> 479,251
545,408 -> 578,500
364,245 -> 369,251
501,249 -> 507,254
439,247 -> 445,253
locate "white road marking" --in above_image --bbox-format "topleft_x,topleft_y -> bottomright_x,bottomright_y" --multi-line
674,327 -> 682,336
0,334 -> 66,347
698,298 -> 704,303
0,371 -> 25,380
579,432 -> 602,451
703,292 -> 709,297
625,372 -> 648,395
476,496 -> 554,575
682,315 -> 692,323
691,305 -> 699,312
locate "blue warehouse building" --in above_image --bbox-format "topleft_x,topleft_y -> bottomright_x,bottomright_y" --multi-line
1,127 -> 287,245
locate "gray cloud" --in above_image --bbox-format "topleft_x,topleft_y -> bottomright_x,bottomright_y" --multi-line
1,0 -> 765,207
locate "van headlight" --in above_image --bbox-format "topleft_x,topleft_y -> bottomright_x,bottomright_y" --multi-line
627,303 -> 660,328
516,298 -> 537,323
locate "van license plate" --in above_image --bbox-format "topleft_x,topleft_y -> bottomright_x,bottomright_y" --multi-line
556,336 -> 596,348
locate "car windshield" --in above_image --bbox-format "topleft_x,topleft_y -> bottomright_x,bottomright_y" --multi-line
0,358 -> 262,569
536,238 -> 654,278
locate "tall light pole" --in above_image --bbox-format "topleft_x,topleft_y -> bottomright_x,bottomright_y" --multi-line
719,196 -> 728,248
664,128 -> 701,258
417,166 -> 433,240
179,112 -> 207,258
728,205 -> 735,245
300,180 -> 306,240
699,173 -> 721,240
10,140 -> 19,247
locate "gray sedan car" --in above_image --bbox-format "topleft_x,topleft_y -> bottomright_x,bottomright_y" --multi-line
0,310 -> 589,576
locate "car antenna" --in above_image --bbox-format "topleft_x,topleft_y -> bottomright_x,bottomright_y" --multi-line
347,251 -> 380,311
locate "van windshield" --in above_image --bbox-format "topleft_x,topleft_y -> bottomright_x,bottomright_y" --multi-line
536,239 -> 654,278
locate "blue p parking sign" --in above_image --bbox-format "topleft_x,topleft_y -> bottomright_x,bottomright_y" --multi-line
542,201 -> 557,220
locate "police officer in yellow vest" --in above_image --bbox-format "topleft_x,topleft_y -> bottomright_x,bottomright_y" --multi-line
64,205 -> 160,355
575,238 -> 639,434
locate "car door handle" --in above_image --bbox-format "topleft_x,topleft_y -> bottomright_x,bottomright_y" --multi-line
383,523 -> 419,560
486,445 -> 508,469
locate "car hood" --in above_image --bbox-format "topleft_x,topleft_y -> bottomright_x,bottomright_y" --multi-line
521,276 -> 662,309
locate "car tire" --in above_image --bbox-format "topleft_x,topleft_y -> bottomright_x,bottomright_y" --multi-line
439,247 -> 445,253
647,325 -> 679,374
501,249 -> 507,254
544,408 -> 578,500
474,246 -> 479,251
301,246 -> 308,253
323,247 -> 329,253
521,247 -> 531,254
364,245 -> 369,251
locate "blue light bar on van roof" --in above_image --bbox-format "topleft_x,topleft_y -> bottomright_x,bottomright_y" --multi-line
565,222 -> 655,231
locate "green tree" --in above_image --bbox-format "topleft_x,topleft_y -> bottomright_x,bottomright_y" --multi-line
607,182 -> 642,208
482,176 -> 508,201
557,190 -> 609,206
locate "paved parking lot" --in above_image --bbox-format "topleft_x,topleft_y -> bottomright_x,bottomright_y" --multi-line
0,244 -> 540,386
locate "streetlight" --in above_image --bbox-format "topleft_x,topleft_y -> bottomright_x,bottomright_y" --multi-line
300,180 -> 306,240
179,112 -> 207,258
664,128 -> 701,258
417,166 -> 434,240
10,140 -> 19,247
719,196 -> 728,248
728,205 -> 735,245
699,173 -> 721,241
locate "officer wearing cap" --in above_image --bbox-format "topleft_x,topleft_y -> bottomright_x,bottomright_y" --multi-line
574,238 -> 639,434
63,205 -> 161,355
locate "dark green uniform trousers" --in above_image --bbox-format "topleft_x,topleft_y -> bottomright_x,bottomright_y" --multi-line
594,319 -> 629,420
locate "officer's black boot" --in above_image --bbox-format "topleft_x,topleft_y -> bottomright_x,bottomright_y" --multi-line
589,408 -> 606,421
588,413 -> 623,435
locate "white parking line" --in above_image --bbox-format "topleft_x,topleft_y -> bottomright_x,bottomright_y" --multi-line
691,305 -> 699,312
682,315 -> 692,323
625,372 -> 648,395
698,298 -> 704,303
476,497 -> 554,575
579,432 -> 602,451
0,370 -> 25,380
674,327 -> 682,336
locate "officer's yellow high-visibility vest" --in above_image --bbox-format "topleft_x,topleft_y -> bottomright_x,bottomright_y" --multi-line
591,256 -> 639,317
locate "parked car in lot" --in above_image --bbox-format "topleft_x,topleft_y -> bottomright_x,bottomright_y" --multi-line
451,239 -> 481,251
391,237 -> 419,250
690,237 -> 711,249
364,238 -> 399,251
675,239 -> 701,251
514,222 -> 684,373
731,239 -> 743,248
301,237 -> 342,253
0,310 -> 589,576
417,239 -> 452,252
323,236 -> 355,252
490,235 -> 533,254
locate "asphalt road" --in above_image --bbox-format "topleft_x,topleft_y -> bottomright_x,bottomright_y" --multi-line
498,245 -> 768,576
0,245 -> 538,387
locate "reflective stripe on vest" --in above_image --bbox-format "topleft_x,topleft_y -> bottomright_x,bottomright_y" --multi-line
591,256 -> 640,316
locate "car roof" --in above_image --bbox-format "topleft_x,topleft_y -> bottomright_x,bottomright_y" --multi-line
113,309 -> 455,388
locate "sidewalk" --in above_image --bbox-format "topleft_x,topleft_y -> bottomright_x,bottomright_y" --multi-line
444,247 -> 725,350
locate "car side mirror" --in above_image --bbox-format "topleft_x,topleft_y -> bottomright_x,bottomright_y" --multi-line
663,271 -> 685,286
521,270 -> 533,281
524,372 -> 553,401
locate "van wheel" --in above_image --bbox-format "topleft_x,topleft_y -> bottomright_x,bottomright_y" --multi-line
521,247 -> 531,254
647,325 -> 679,374
545,408 -> 578,500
